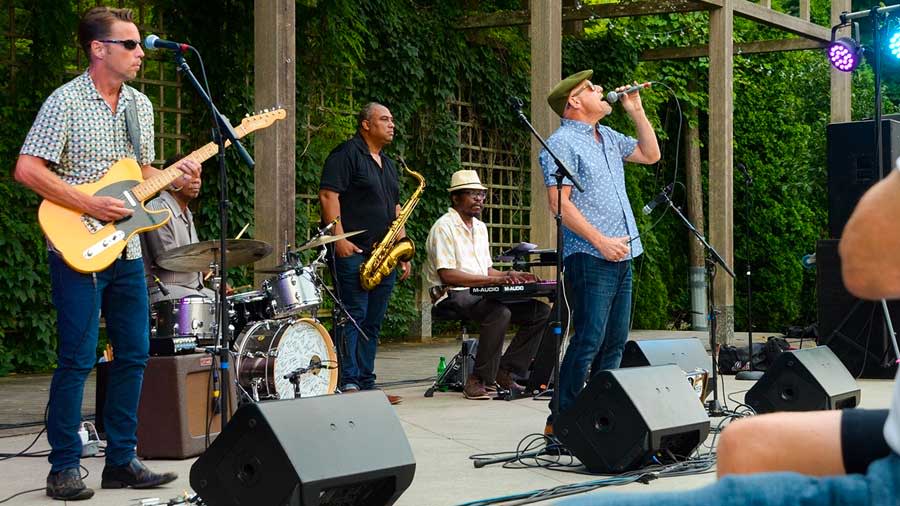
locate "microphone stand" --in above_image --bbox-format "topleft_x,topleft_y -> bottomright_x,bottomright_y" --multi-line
735,166 -> 763,381
511,99 -> 583,426
661,193 -> 734,417
174,49 -> 254,427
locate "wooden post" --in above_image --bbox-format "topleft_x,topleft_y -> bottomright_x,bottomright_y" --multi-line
709,0 -> 735,345
830,0 -> 851,123
253,0 -> 296,286
529,0 -> 561,277
685,93 -> 707,331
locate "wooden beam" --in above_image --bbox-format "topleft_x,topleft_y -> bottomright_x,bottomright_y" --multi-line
709,0 -> 735,344
562,0 -> 721,21
253,0 -> 296,284
459,0 -> 721,29
733,0 -> 830,42
640,37 -> 825,60
799,0 -> 810,21
529,0 -> 561,279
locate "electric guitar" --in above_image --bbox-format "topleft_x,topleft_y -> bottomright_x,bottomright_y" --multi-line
38,108 -> 286,273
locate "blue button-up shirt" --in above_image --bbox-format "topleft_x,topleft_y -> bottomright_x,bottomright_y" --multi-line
539,119 -> 642,261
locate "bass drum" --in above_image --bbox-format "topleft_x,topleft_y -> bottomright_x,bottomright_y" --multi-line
234,318 -> 338,400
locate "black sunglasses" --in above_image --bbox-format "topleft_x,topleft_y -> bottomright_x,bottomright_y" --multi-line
99,39 -> 141,50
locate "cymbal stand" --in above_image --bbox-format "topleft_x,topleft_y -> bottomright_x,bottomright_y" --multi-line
309,246 -> 371,342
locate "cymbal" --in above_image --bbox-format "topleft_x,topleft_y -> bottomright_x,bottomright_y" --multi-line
156,239 -> 273,273
296,230 -> 365,252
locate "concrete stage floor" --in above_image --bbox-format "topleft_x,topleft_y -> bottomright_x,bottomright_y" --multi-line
0,330 -> 894,506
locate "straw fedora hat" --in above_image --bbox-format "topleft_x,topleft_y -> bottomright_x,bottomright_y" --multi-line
447,170 -> 487,192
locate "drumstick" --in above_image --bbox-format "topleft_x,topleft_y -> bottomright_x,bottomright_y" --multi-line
204,223 -> 251,281
234,223 -> 250,240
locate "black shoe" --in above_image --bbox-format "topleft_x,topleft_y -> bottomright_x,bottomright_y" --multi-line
46,468 -> 94,501
101,458 -> 177,489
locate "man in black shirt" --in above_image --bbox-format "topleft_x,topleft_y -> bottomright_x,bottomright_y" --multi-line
319,102 -> 411,404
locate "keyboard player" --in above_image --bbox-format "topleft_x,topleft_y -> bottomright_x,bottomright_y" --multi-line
423,170 -> 550,400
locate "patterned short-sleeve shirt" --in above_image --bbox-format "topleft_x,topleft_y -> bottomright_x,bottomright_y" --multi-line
424,208 -> 493,291
539,118 -> 642,261
21,71 -> 155,260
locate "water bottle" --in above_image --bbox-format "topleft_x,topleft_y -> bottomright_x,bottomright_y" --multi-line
437,356 -> 448,392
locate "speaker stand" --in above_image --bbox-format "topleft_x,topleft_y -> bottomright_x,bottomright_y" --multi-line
881,299 -> 900,365
735,163 -> 763,382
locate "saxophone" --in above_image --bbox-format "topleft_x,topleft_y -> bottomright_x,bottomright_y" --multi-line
359,158 -> 426,291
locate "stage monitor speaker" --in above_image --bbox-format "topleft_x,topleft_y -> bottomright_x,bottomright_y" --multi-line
817,239 -> 899,378
745,346 -> 861,414
555,365 -> 710,474
620,337 -> 711,373
136,353 -> 236,459
190,391 -> 415,506
826,119 -> 900,238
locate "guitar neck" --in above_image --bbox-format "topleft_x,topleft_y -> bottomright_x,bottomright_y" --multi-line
130,138 -> 235,202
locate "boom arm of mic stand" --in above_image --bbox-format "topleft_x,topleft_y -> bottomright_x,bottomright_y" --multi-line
663,195 -> 735,279
174,53 -> 255,170
515,111 -> 584,193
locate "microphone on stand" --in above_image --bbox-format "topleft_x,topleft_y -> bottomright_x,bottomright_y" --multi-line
143,34 -> 192,52
320,215 -> 340,235
642,184 -> 674,215
152,275 -> 170,297
606,82 -> 654,103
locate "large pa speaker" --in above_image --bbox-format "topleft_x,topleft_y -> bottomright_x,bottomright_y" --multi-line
555,365 -> 710,473
745,346 -> 861,414
190,391 -> 415,506
817,239 -> 900,378
620,337 -> 711,373
826,119 -> 900,238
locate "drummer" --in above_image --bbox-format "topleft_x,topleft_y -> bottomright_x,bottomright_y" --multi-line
141,155 -> 215,303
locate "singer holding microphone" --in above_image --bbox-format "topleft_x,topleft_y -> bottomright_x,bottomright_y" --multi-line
13,6 -> 199,500
538,70 -> 660,434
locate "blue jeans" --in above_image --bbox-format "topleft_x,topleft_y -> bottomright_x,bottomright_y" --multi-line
557,452 -> 900,506
333,253 -> 396,390
48,253 -> 149,472
551,253 -> 632,421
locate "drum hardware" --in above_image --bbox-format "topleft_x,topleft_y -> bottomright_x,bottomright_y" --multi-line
283,356 -> 337,398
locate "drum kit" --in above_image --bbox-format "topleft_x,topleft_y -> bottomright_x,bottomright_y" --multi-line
148,230 -> 367,402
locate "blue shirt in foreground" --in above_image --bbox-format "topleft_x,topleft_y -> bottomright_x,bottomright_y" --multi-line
539,118 -> 642,261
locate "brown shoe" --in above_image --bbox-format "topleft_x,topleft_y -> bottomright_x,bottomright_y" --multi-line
464,376 -> 491,400
496,369 -> 527,395
544,423 -> 554,436
385,393 -> 403,405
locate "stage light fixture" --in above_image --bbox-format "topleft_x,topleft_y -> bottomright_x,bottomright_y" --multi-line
828,36 -> 863,72
890,31 -> 900,59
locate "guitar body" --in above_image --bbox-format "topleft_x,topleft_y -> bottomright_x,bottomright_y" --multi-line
38,159 -> 171,273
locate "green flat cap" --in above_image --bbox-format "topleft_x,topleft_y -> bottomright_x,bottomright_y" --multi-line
547,69 -> 593,117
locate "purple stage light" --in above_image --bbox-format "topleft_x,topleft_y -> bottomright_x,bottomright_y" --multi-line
828,37 -> 862,72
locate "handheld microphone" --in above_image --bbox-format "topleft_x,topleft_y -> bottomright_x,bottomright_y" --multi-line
606,82 -> 653,104
143,34 -> 191,52
642,183 -> 673,215
152,275 -> 170,297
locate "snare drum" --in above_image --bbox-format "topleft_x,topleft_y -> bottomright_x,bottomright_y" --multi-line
227,290 -> 271,339
262,266 -> 320,317
234,318 -> 338,400
150,297 -> 217,344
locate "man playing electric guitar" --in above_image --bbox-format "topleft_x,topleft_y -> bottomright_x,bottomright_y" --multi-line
13,7 -> 199,501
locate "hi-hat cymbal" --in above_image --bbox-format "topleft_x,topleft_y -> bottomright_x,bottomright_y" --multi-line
156,239 -> 273,273
296,230 -> 365,252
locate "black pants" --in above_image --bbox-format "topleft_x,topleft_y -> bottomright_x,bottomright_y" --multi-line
441,290 -> 550,383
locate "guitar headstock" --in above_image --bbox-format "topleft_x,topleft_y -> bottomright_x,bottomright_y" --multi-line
238,108 -> 287,134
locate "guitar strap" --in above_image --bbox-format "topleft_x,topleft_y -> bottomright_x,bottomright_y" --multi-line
124,86 -> 141,162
